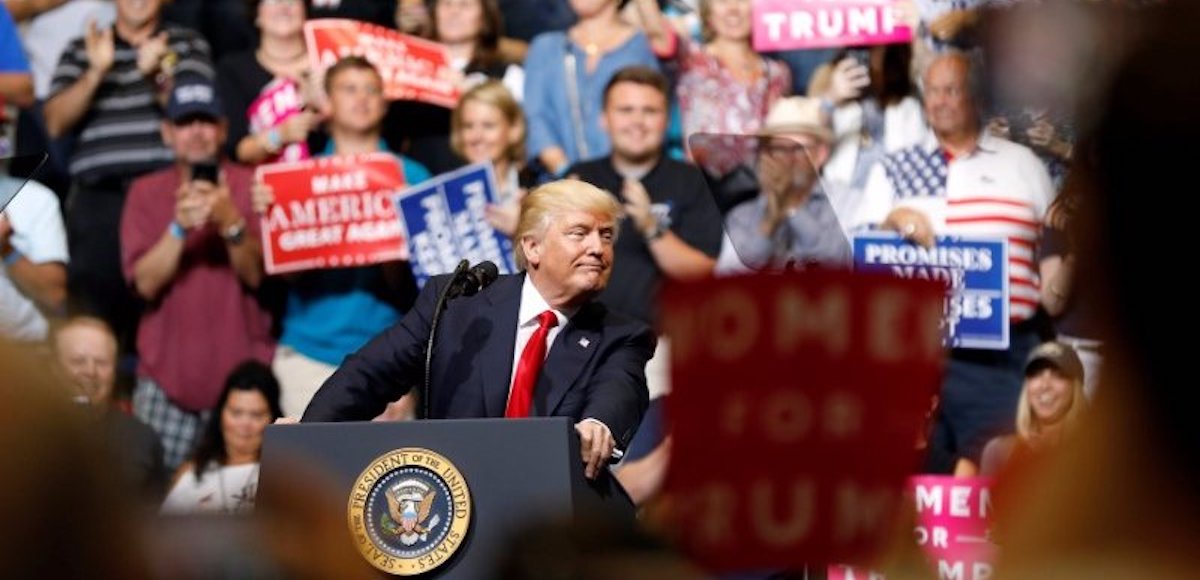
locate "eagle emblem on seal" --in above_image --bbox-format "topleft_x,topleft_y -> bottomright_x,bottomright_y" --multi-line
381,479 -> 442,546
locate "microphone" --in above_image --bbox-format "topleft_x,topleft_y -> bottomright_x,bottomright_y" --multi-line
423,259 -> 499,419
447,260 -> 498,298
459,261 -> 499,297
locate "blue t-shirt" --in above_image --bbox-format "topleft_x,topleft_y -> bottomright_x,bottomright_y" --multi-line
0,6 -> 30,73
523,30 -> 658,169
280,146 -> 432,365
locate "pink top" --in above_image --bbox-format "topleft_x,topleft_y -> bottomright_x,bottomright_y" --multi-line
665,32 -> 792,173
120,162 -> 275,411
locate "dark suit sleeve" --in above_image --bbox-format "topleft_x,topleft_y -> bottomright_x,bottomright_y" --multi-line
583,324 -> 656,449
301,275 -> 451,422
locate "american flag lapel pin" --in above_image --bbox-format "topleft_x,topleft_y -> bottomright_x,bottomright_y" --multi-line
579,338 -> 590,348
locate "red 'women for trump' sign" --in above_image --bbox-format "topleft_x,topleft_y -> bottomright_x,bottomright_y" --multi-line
658,270 -> 944,571
304,19 -> 461,108
257,153 -> 408,274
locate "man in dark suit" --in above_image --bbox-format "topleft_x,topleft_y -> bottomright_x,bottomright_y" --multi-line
302,179 -> 655,479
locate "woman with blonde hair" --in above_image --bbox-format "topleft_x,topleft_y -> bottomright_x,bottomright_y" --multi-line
978,341 -> 1087,476
450,81 -> 533,236
392,0 -> 528,175
631,0 -> 791,170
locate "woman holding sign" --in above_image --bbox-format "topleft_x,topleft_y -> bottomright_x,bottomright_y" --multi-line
216,0 -> 321,165
449,81 -> 534,236
630,0 -> 791,166
385,0 -> 527,176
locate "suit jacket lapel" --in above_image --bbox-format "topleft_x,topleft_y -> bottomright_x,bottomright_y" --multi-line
479,274 -> 522,417
535,302 -> 602,416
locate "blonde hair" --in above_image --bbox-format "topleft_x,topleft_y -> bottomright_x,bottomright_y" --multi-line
513,180 -> 622,270
1015,372 -> 1087,443
450,81 -> 526,167
699,0 -> 750,44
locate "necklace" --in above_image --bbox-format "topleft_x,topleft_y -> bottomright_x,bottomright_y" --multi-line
217,463 -> 261,515
257,45 -> 308,75
571,27 -> 604,58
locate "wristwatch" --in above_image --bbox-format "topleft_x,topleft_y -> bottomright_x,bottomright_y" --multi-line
222,220 -> 247,245
644,218 -> 667,242
262,128 -> 283,155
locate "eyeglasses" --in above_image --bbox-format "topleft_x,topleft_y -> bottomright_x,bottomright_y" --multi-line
760,141 -> 811,161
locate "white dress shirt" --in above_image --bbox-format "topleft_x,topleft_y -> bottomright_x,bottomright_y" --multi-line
508,275 -> 617,449
507,275 -> 575,392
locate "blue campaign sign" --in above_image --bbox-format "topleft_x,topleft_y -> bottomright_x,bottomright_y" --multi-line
394,162 -> 517,287
853,233 -> 1009,349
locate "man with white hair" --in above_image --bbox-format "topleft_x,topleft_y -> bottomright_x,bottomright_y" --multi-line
53,316 -> 166,502
854,51 -> 1055,470
304,180 -> 655,481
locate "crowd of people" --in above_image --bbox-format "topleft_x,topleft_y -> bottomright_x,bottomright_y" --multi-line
0,0 -> 1151,559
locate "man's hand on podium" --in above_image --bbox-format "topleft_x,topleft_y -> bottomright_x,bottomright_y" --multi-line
575,420 -> 615,479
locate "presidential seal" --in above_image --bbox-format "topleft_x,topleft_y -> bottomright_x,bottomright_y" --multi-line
347,448 -> 472,575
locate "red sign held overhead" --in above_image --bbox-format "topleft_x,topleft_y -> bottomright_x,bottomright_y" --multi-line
658,270 -> 945,572
257,153 -> 408,274
304,19 -> 461,108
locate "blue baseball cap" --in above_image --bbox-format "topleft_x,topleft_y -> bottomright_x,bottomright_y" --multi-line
165,74 -> 224,123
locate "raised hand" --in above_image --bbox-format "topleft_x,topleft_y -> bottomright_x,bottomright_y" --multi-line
136,31 -> 171,78
84,19 -> 116,75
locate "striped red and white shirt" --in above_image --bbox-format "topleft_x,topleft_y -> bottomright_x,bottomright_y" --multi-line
854,132 -> 1056,322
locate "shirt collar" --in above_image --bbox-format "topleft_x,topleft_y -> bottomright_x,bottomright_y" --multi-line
607,154 -> 663,182
919,129 -> 998,158
518,275 -> 576,328
321,138 -> 390,156
755,180 -> 829,210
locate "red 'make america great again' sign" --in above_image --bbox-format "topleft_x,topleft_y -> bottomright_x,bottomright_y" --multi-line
257,153 -> 409,274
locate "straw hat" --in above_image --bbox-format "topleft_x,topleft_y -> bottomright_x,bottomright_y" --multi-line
756,97 -> 833,143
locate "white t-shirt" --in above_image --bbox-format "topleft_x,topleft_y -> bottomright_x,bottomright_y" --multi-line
0,177 -> 67,341
161,462 -> 261,515
16,0 -> 116,99
2,177 -> 68,263
854,132 -> 1055,321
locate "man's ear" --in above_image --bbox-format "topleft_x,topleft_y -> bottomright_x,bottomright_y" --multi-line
160,121 -> 173,148
812,143 -> 831,168
521,234 -> 541,269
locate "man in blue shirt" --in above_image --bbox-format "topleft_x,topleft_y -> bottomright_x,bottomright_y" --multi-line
253,56 -> 432,418
717,97 -> 851,273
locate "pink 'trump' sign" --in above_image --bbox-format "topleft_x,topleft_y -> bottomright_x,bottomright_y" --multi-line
248,78 -> 311,164
753,0 -> 913,52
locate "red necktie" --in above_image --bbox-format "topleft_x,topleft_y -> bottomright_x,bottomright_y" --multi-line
505,310 -> 559,418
